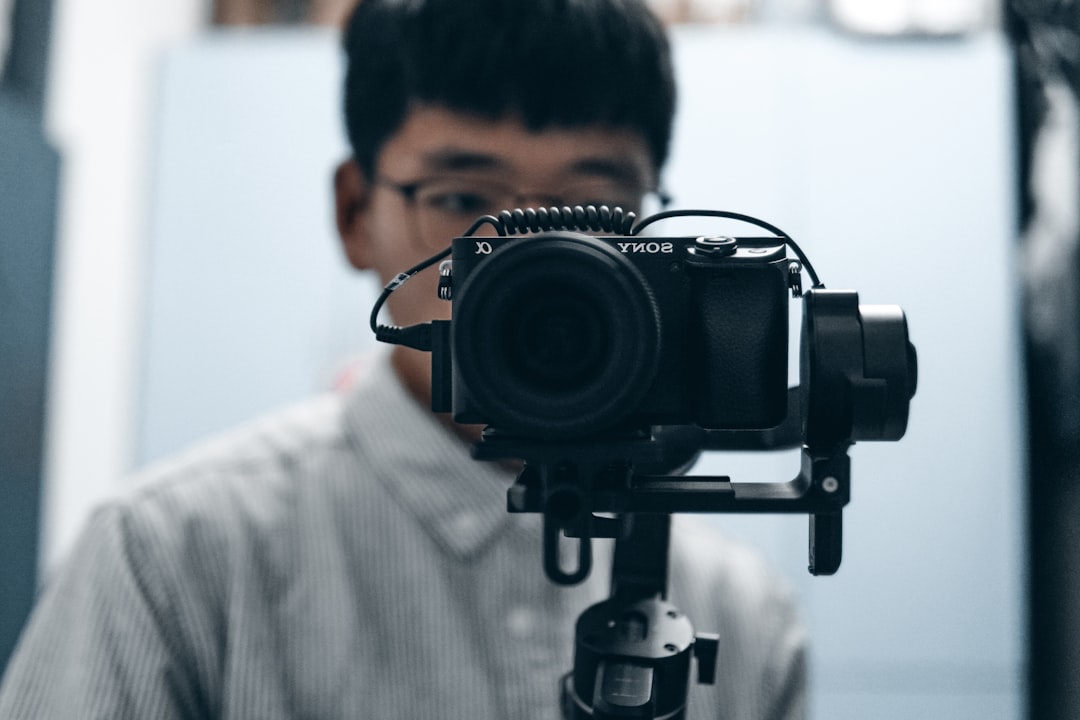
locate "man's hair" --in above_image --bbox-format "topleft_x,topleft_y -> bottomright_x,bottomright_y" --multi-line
341,0 -> 676,178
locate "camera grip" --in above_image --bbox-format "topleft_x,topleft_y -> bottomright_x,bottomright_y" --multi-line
687,265 -> 789,429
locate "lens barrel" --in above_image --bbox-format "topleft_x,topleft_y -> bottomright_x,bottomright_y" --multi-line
451,233 -> 662,437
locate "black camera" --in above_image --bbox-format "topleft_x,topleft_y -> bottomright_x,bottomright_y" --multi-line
430,232 -> 793,438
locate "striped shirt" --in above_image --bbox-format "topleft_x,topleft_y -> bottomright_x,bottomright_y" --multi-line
0,354 -> 806,719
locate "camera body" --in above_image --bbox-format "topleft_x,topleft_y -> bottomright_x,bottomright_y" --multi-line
431,231 -> 793,438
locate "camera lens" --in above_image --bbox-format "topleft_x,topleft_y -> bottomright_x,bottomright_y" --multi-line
502,283 -> 609,392
452,232 -> 662,437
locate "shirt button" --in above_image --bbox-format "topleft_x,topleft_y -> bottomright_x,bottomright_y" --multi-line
449,512 -> 481,536
506,605 -> 537,639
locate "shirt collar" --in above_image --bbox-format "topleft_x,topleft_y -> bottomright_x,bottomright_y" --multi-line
342,351 -> 516,561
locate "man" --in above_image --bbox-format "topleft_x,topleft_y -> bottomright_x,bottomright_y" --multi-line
0,0 -> 806,717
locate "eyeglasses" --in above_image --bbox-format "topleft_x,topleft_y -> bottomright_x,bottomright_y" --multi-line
376,175 -> 671,250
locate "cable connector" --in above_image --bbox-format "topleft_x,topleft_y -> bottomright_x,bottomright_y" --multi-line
788,261 -> 803,298
374,322 -> 433,351
385,272 -> 411,292
437,260 -> 453,301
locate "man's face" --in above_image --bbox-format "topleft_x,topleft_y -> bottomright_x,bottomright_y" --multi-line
335,105 -> 656,407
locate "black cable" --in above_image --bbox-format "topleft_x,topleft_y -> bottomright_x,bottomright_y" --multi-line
631,208 -> 824,288
368,247 -> 450,350
496,205 -> 636,235
368,213 -> 509,349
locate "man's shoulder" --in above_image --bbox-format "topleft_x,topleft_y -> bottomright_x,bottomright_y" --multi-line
111,393 -> 351,543
142,392 -> 344,475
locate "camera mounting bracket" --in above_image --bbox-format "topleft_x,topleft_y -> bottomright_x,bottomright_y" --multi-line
485,435 -> 850,583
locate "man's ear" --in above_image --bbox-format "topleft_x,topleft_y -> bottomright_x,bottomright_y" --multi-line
334,159 -> 372,271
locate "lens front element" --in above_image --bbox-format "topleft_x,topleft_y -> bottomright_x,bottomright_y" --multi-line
452,233 -> 662,437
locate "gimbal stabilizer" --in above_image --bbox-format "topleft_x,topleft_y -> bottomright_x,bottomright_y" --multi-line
372,208 -> 918,719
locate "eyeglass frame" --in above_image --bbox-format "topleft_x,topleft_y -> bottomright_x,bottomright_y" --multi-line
374,174 -> 672,248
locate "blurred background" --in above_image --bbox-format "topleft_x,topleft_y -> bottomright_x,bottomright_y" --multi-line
1,0 -> 1077,718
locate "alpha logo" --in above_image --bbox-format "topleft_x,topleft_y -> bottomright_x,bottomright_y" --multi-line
617,241 -> 675,254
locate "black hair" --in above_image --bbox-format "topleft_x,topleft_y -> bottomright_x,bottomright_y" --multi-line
341,0 -> 676,178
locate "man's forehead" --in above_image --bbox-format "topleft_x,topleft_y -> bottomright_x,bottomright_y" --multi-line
418,147 -> 649,184
380,107 -> 654,182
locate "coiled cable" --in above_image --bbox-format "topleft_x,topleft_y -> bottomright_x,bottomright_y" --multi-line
495,205 -> 636,235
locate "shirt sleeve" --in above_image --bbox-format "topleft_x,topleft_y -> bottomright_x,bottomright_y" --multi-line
0,503 -> 204,719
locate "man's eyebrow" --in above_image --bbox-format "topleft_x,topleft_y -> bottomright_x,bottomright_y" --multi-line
418,149 -> 649,184
568,157 -> 649,185
421,149 -> 507,173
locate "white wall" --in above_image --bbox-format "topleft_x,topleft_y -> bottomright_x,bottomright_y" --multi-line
135,28 -> 374,467
40,0 -> 205,574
